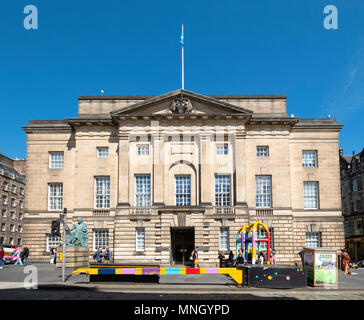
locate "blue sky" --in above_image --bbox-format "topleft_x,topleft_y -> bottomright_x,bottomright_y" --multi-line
1,0 -> 363,159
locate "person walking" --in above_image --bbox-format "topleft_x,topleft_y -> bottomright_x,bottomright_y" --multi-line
0,246 -> 4,269
14,247 -> 23,266
192,247 -> 199,268
103,246 -> 112,264
22,246 -> 29,266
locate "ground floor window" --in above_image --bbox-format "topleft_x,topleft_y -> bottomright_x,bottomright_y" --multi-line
306,232 -> 321,248
47,234 -> 61,252
93,229 -> 109,251
136,228 -> 145,252
0,237 -> 4,245
17,238 -> 22,246
220,227 -> 229,251
259,227 -> 274,251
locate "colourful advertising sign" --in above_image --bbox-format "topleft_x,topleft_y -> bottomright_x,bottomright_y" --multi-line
314,252 -> 337,285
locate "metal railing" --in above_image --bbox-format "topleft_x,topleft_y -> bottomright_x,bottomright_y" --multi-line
214,206 -> 235,215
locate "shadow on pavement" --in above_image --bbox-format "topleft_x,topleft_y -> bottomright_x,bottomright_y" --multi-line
0,284 -> 298,300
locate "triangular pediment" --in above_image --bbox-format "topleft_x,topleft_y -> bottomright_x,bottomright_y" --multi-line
110,89 -> 253,117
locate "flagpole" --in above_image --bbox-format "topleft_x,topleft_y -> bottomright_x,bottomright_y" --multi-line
181,24 -> 184,90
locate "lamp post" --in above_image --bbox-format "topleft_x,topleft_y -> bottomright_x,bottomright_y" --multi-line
60,208 -> 67,282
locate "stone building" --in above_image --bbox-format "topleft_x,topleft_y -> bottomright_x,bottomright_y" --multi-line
340,149 -> 364,261
0,154 -> 26,247
22,89 -> 345,265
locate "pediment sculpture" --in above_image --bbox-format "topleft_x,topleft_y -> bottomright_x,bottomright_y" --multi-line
170,98 -> 193,114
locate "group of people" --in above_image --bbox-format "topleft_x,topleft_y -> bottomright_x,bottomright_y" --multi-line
93,247 -> 113,264
0,245 -> 29,268
218,249 -> 276,267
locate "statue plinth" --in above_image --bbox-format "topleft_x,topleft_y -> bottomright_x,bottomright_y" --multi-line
56,246 -> 90,268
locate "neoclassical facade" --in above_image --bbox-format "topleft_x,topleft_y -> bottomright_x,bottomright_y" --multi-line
22,89 -> 345,266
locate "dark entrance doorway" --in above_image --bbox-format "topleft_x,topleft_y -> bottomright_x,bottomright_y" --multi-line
170,227 -> 194,266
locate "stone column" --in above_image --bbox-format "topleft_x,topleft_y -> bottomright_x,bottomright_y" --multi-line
152,132 -> 165,205
200,132 -> 213,205
235,128 -> 247,205
118,131 -> 129,206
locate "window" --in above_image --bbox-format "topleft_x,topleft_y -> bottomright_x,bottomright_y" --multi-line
354,219 -> 363,236
135,175 -> 151,206
216,144 -> 228,155
353,179 -> 359,192
17,238 -> 22,246
2,195 -> 7,205
11,198 -> 16,207
48,183 -> 63,211
19,213 -> 23,220
344,223 -> 350,237
256,176 -> 272,208
257,146 -> 269,157
11,185 -> 17,193
137,144 -> 149,155
175,176 -> 191,206
302,151 -> 317,167
215,175 -> 231,206
97,147 -> 109,158
1,209 -> 6,218
9,237 -> 14,245
353,200 -> 360,213
49,152 -> 64,169
93,229 -> 109,251
259,228 -> 274,251
304,182 -> 319,209
306,232 -> 321,248
10,211 -> 15,219
0,237 -> 4,245
10,224 -> 14,232
136,228 -> 145,252
47,234 -> 61,252
2,182 -> 8,191
343,204 -> 348,216
220,227 -> 229,251
94,177 -> 110,209
19,200 -> 24,209
10,172 -> 15,179
18,225 -> 22,233
19,187 -> 24,195
0,166 -> 4,175
341,185 -> 347,197
1,224 -> 5,232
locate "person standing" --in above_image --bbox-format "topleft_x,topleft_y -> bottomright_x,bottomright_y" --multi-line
236,249 -> 245,265
103,246 -> 112,264
0,246 -> 4,269
341,249 -> 351,275
192,247 -> 199,268
22,246 -> 29,266
14,248 -> 23,266
270,251 -> 277,264
50,247 -> 56,264
218,250 -> 226,267
228,251 -> 234,267
93,248 -> 103,263
258,251 -> 264,265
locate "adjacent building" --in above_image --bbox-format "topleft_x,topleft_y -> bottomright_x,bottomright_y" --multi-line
340,149 -> 364,261
0,154 -> 26,247
22,89 -> 345,265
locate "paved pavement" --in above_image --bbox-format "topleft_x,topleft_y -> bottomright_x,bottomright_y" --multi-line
0,263 -> 364,300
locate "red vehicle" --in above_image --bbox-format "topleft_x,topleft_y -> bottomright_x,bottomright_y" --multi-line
4,247 -> 21,264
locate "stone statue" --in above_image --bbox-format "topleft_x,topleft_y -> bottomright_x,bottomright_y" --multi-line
65,217 -> 88,247
170,98 -> 193,114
